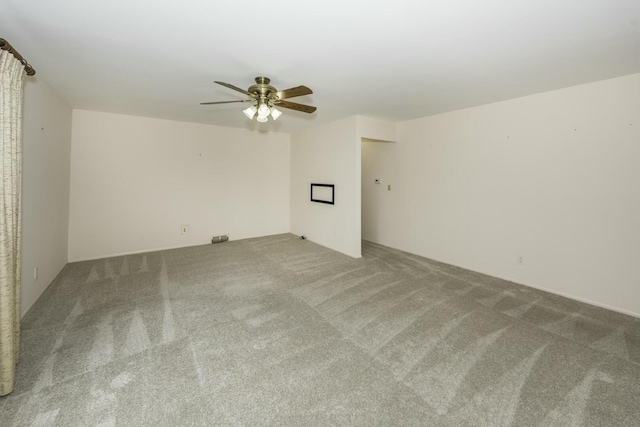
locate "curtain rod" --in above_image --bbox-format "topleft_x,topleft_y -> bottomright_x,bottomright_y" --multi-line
0,38 -> 36,76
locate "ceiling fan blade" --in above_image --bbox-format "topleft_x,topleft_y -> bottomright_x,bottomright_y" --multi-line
275,100 -> 317,113
200,99 -> 253,105
214,81 -> 254,97
275,85 -> 313,100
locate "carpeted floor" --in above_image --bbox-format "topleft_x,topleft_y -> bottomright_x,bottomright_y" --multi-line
1,234 -> 639,426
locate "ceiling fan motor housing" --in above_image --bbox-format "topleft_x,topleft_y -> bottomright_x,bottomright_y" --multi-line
201,76 -> 316,114
248,76 -> 278,101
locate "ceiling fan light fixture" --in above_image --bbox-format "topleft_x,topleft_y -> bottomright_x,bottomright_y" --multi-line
270,107 -> 282,120
203,77 -> 316,122
243,105 -> 257,119
257,103 -> 270,121
257,102 -> 270,115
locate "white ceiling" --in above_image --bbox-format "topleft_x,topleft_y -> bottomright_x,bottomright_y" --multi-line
2,0 -> 639,133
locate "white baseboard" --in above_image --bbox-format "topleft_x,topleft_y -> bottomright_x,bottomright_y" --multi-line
69,242 -> 216,263
362,240 -> 640,319
21,263 -> 67,320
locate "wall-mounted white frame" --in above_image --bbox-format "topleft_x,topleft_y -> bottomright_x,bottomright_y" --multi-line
310,183 -> 335,205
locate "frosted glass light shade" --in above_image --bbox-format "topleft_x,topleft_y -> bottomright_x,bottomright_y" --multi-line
270,107 -> 282,120
244,102 -> 283,122
257,103 -> 270,121
243,105 -> 257,119
257,103 -> 270,116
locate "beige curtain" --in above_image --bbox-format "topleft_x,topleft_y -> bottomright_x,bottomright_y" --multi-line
0,48 -> 26,396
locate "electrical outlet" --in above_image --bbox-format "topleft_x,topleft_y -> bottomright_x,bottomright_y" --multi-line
517,256 -> 524,265
34,267 -> 38,280
181,225 -> 189,235
387,184 -> 391,191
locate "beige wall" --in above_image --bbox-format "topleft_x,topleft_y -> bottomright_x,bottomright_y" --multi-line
289,115 -> 397,258
357,116 -> 397,143
362,74 -> 640,316
22,73 -> 640,317
21,78 -> 72,316
69,110 -> 290,261
290,117 -> 361,257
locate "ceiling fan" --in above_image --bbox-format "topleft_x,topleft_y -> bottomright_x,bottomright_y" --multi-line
201,76 -> 316,122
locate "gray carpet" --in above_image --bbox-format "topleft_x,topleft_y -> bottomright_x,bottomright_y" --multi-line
1,234 -> 639,426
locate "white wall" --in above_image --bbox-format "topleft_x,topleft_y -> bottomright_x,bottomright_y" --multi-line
289,115 -> 397,258
362,140 -> 398,241
22,78 -> 72,316
362,74 -> 640,316
69,110 -> 290,261
357,116 -> 397,143
290,117 -> 361,257
358,116 -> 398,247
